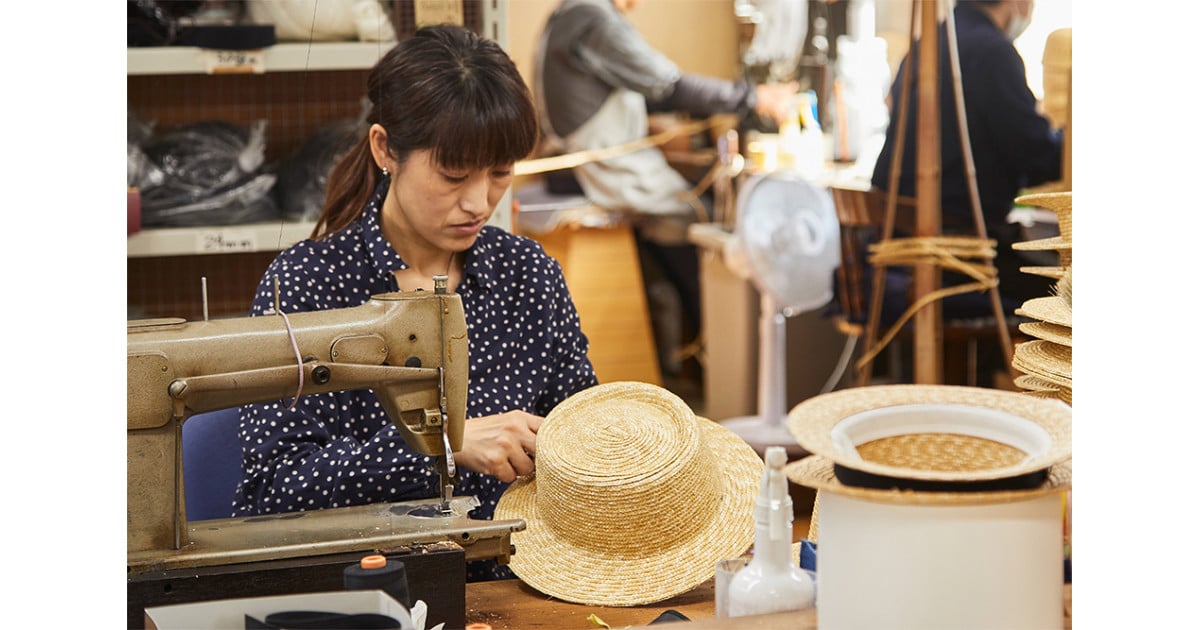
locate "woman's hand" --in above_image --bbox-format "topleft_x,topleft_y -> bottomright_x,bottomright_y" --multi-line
754,81 -> 801,126
452,411 -> 542,482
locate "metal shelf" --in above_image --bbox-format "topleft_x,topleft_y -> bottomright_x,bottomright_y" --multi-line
127,41 -> 390,75
127,221 -> 314,258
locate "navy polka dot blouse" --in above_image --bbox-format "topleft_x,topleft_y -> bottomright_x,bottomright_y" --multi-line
232,179 -> 598,580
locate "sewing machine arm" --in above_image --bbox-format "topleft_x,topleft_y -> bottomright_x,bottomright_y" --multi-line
127,290 -> 469,554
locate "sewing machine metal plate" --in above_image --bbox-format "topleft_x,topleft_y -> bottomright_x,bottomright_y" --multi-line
128,496 -> 524,574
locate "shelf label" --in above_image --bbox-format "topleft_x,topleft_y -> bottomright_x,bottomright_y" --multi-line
197,229 -> 258,253
202,49 -> 266,74
415,0 -> 464,27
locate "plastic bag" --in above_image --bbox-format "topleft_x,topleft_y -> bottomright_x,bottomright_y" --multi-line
274,117 -> 364,222
128,110 -> 163,190
139,119 -> 280,227
244,0 -> 396,42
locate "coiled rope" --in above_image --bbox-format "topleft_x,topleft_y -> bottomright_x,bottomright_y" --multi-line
855,235 -> 998,370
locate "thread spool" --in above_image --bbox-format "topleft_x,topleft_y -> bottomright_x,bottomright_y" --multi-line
344,554 -> 411,609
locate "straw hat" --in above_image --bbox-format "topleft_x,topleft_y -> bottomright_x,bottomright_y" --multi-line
1014,191 -> 1072,214
1019,265 -> 1069,280
1016,295 -> 1072,328
1012,231 -> 1071,252
494,381 -> 764,607
1013,340 -> 1072,386
1019,320 -> 1072,347
1012,373 -> 1072,404
1013,191 -> 1072,249
785,385 -> 1071,502
1013,373 -> 1064,392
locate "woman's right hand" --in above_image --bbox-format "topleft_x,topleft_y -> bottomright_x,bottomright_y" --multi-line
452,410 -> 542,482
754,81 -> 801,125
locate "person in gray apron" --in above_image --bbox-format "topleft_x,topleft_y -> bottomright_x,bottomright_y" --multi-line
536,0 -> 797,377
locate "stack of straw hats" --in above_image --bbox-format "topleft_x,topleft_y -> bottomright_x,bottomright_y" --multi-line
1011,192 -> 1072,405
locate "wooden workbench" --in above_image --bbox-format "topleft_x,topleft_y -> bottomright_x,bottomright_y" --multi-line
465,579 -> 1071,629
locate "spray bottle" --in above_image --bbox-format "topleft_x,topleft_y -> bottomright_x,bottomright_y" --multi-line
727,446 -> 815,617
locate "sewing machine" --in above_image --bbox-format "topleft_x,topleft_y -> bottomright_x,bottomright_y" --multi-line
127,277 -> 524,627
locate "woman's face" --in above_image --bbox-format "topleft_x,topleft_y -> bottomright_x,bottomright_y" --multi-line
386,148 -> 514,252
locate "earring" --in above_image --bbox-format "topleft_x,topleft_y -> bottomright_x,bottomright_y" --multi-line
381,166 -> 389,177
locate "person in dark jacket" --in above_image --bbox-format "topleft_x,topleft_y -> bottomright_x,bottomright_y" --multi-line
870,0 -> 1063,317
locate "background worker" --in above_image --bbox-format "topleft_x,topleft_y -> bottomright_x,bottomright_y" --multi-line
870,0 -> 1064,318
535,0 -> 799,378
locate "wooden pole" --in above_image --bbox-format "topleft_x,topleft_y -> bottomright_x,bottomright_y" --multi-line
944,2 -> 1014,369
912,0 -> 943,384
858,0 -> 920,387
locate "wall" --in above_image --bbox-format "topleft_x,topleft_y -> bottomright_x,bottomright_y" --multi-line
507,0 -> 741,96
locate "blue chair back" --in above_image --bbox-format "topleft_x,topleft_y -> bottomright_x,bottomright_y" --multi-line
181,407 -> 244,521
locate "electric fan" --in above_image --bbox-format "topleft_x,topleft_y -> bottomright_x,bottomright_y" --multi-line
721,169 -> 841,456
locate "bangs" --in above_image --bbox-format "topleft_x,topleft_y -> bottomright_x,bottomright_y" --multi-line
426,87 -> 537,171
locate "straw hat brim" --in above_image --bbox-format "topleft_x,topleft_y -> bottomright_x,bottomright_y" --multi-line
1019,265 -> 1068,279
1019,320 -> 1072,347
1013,374 -> 1073,405
786,385 -> 1071,483
1013,373 -> 1064,392
1012,235 -> 1071,251
1016,296 -> 1072,327
494,415 -> 763,607
1025,388 -> 1072,405
1013,340 -> 1073,385
1015,191 -> 1072,213
1013,365 -> 1072,389
784,455 -> 1071,506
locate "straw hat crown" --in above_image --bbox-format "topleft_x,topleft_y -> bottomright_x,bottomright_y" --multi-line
533,385 -> 717,553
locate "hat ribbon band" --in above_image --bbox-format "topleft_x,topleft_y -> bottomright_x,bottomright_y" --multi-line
832,463 -> 1049,493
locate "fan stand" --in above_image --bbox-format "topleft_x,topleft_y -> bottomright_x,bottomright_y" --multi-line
720,291 -> 808,459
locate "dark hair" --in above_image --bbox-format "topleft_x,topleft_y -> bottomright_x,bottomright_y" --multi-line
313,24 -> 538,238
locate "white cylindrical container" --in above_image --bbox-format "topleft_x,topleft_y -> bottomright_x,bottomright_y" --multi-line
816,490 -> 1064,630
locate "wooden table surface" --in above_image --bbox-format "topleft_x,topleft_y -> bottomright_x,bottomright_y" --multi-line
465,579 -> 1071,629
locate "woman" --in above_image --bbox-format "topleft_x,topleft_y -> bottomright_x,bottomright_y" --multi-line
233,25 -> 598,581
